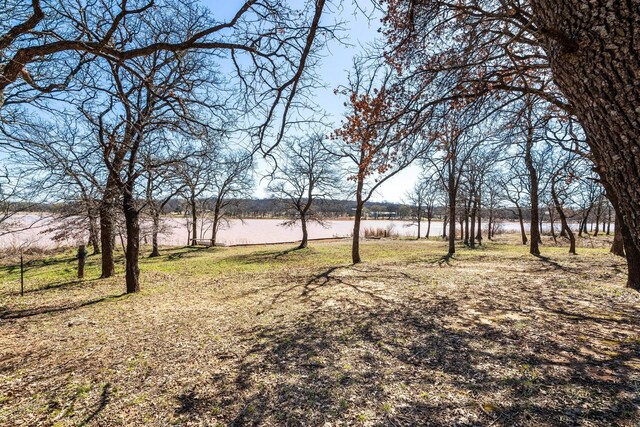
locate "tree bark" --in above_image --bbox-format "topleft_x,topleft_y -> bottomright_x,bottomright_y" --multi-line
448,189 -> 456,255
552,177 -> 576,255
516,203 -> 528,245
190,197 -> 197,246
299,213 -> 309,249
123,190 -> 140,293
88,214 -> 100,255
530,0 -> 640,288
469,196 -> 477,248
352,175 -> 364,263
475,196 -> 482,245
150,211 -> 160,258
99,178 -> 118,278
524,132 -> 540,255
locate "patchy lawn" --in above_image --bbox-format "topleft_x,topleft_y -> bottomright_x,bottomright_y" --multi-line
0,236 -> 639,426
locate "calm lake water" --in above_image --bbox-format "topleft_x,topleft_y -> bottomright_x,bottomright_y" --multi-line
0,214 -> 599,250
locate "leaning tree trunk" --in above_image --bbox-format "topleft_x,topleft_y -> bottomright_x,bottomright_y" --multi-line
516,203 -> 528,245
123,190 -> 140,294
531,0 -> 640,289
552,177 -> 576,255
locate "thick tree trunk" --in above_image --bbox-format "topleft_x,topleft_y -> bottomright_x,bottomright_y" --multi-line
426,211 -> 432,239
531,0 -> 640,288
606,206 -> 612,236
123,191 -> 140,294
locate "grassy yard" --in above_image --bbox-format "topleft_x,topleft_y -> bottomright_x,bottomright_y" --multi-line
1,236 -> 639,426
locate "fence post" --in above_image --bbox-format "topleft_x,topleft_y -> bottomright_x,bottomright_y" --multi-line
77,245 -> 88,279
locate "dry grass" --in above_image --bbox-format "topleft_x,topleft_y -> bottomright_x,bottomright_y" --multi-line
0,235 -> 639,426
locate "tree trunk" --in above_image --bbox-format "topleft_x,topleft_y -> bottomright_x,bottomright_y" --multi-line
448,189 -> 456,255
123,191 -> 140,293
516,203 -> 528,245
99,179 -> 118,278
548,205 -> 557,243
352,175 -> 364,263
150,211 -> 160,258
210,200 -> 222,247
469,196 -> 477,248
524,131 -> 540,255
299,213 -> 309,249
416,209 -> 421,239
606,205 -> 612,236
463,200 -> 470,246
190,198 -> 197,246
442,213 -> 448,240
426,208 -> 432,239
531,0 -> 640,288
475,196 -> 482,245
611,213 -> 625,257
88,214 -> 100,255
552,177 -> 575,254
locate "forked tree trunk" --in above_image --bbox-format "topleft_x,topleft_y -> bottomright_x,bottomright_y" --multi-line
530,0 -> 640,288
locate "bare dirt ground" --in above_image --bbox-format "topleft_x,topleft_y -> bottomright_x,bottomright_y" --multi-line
1,236 -> 639,426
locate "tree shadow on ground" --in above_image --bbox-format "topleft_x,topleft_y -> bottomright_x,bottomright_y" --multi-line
0,292 -> 127,320
171,266 -> 640,426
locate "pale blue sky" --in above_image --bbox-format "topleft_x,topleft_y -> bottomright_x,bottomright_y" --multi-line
200,1 -> 419,203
